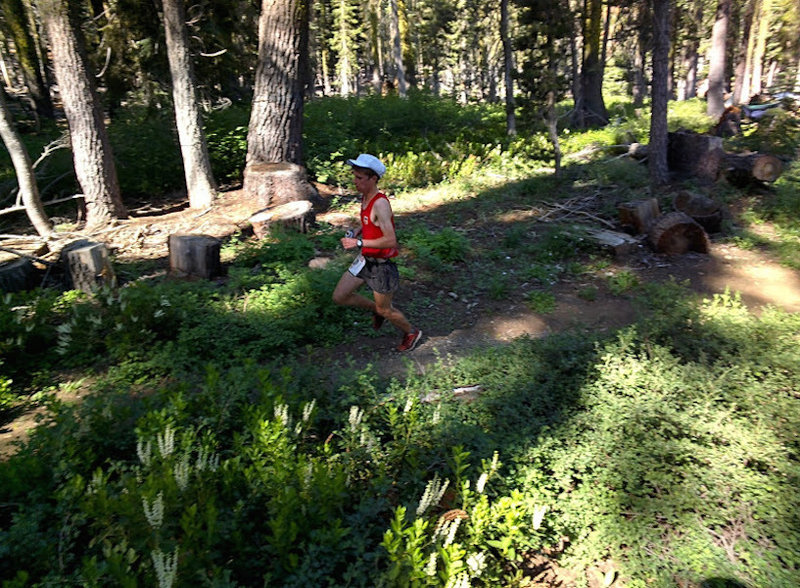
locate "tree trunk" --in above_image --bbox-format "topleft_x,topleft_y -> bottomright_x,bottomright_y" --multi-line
683,1 -> 703,99
707,0 -> 731,119
0,89 -> 52,237
161,0 -> 217,209
389,0 -> 407,98
246,0 -> 310,166
500,0 -> 516,136
0,0 -> 54,119
39,0 -> 127,229
751,0 -> 772,97
649,0 -> 671,186
577,0 -> 608,127
667,131 -> 724,182
732,0 -> 755,105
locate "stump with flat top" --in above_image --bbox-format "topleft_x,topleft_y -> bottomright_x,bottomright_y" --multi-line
66,242 -> 116,293
667,131 -> 724,182
648,212 -> 710,255
243,162 -> 321,209
673,191 -> 723,233
168,234 -> 221,279
249,200 -> 315,238
617,198 -> 661,234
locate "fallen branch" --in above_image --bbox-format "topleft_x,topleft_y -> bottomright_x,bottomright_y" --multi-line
0,245 -> 56,266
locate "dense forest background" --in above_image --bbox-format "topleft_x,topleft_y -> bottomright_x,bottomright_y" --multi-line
0,0 -> 798,230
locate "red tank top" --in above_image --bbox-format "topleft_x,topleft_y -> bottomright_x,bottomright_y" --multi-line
361,193 -> 398,259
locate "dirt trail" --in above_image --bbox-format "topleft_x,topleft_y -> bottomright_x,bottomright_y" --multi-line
2,189 -> 800,456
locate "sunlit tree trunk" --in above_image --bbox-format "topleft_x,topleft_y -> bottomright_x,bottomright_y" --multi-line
161,0 -> 217,209
247,0 -> 309,165
500,0 -> 516,136
39,0 -> 127,229
0,0 -> 54,118
732,0 -> 755,104
0,88 -> 52,237
650,0 -> 670,186
389,0 -> 407,97
707,0 -> 730,118
750,0 -> 773,96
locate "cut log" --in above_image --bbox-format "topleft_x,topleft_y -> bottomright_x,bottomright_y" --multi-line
722,152 -> 782,183
243,162 -> 322,209
66,242 -> 116,293
667,131 -> 724,182
585,228 -> 642,257
168,234 -> 221,279
648,212 -> 710,255
249,200 -> 315,238
617,198 -> 661,234
672,191 -> 723,233
627,143 -> 649,159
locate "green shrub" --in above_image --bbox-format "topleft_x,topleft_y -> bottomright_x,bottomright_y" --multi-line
406,227 -> 471,268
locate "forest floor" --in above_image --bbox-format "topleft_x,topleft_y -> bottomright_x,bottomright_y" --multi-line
2,184 -> 800,459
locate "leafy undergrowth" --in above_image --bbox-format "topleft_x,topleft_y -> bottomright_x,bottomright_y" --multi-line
2,95 -> 800,586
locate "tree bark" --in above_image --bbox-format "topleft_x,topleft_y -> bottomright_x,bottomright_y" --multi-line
0,0 -> 54,119
732,0 -> 755,104
0,88 -> 52,237
246,0 -> 310,166
751,0 -> 772,97
649,0 -> 671,186
161,0 -> 217,209
576,0 -> 608,127
500,0 -> 516,136
389,0 -> 407,98
707,0 -> 731,119
39,0 -> 127,229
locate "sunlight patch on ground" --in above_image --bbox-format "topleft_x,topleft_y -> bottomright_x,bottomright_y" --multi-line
702,252 -> 800,312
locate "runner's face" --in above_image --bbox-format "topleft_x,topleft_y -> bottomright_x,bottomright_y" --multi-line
352,170 -> 376,195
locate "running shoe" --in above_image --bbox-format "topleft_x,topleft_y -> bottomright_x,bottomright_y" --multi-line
397,328 -> 422,352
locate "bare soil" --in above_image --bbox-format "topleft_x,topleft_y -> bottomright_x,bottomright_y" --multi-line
2,185 -> 800,455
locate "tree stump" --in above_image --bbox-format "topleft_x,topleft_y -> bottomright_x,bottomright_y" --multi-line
168,234 -> 221,279
66,242 -> 116,293
0,258 -> 35,292
722,153 -> 782,184
249,200 -> 315,238
617,198 -> 661,234
673,191 -> 723,233
667,131 -> 724,182
243,162 -> 322,209
648,212 -> 710,255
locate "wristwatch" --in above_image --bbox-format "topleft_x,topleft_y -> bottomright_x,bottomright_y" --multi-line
356,238 -> 363,248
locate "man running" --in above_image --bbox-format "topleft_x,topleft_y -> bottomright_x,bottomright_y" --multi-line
332,154 -> 422,352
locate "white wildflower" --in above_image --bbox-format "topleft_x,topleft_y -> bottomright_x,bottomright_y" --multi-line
445,572 -> 470,588
173,454 -> 190,491
137,439 -> 153,466
302,400 -> 316,422
532,504 -> 548,530
432,406 -> 441,425
142,492 -> 164,530
403,397 -> 413,414
348,406 -> 363,432
274,403 -> 291,429
195,447 -> 219,472
425,552 -> 438,576
154,309 -> 165,319
417,475 -> 449,517
151,546 -> 179,588
467,551 -> 486,576
160,296 -> 171,307
476,472 -> 488,494
443,518 -> 461,547
156,426 -> 175,458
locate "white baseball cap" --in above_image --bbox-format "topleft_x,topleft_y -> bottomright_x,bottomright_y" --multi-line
347,153 -> 386,178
